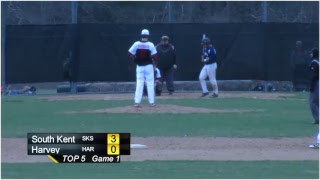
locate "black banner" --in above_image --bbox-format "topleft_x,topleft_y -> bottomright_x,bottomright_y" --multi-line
27,133 -> 130,144
48,155 -> 120,163
5,23 -> 319,83
28,143 -> 130,155
27,133 -> 131,155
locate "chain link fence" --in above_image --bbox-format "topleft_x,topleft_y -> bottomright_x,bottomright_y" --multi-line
1,1 -> 319,94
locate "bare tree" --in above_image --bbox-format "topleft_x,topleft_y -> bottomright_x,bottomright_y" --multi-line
4,1 -> 319,25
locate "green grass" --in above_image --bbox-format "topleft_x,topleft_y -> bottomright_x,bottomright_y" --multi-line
2,94 -> 317,137
2,93 -> 319,179
2,161 -> 319,179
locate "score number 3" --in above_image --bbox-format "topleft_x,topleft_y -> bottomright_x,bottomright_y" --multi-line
140,50 -> 147,58
107,134 -> 120,155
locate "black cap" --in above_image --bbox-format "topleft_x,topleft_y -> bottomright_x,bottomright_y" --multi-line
161,36 -> 169,40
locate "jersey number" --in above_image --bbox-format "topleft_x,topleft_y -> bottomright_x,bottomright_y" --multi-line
140,50 -> 147,58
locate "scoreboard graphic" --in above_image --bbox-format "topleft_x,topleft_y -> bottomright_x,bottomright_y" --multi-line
27,133 -> 130,163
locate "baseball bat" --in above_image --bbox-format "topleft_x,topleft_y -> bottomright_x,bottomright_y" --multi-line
202,34 -> 206,62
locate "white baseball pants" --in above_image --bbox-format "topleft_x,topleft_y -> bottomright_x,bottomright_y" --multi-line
135,64 -> 155,104
199,62 -> 218,94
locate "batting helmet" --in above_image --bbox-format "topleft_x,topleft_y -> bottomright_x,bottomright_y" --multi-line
201,37 -> 211,45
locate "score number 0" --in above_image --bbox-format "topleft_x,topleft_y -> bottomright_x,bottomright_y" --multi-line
107,134 -> 120,155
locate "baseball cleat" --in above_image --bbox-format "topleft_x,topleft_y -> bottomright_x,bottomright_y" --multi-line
134,103 -> 141,108
200,92 -> 209,97
309,143 -> 319,148
312,121 -> 319,124
150,103 -> 155,107
211,93 -> 219,98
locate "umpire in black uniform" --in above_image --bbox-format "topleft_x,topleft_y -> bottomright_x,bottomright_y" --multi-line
309,48 -> 319,124
156,36 -> 177,95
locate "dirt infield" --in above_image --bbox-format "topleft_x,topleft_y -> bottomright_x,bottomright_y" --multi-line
2,137 -> 318,163
41,92 -> 297,101
66,104 -> 261,114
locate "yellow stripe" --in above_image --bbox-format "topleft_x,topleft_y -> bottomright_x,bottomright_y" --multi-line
47,155 -> 59,163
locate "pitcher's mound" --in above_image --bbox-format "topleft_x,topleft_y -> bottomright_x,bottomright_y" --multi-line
67,104 -> 260,114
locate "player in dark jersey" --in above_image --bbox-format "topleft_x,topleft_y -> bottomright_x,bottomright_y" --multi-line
308,48 -> 319,149
309,48 -> 319,124
199,37 -> 219,98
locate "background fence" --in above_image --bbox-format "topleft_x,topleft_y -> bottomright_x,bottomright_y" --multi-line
1,1 -> 319,84
4,23 -> 319,84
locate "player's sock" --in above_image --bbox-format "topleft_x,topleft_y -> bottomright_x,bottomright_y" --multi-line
214,89 -> 218,95
200,80 -> 208,93
210,80 -> 218,95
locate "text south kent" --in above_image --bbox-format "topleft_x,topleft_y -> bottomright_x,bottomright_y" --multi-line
31,135 -> 76,143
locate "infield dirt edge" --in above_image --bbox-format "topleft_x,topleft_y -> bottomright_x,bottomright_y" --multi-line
2,137 -> 318,163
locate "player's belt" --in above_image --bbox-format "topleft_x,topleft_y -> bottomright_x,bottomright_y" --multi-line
205,62 -> 215,65
137,62 -> 153,66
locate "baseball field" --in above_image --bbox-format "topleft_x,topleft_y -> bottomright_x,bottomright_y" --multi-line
1,91 -> 319,179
